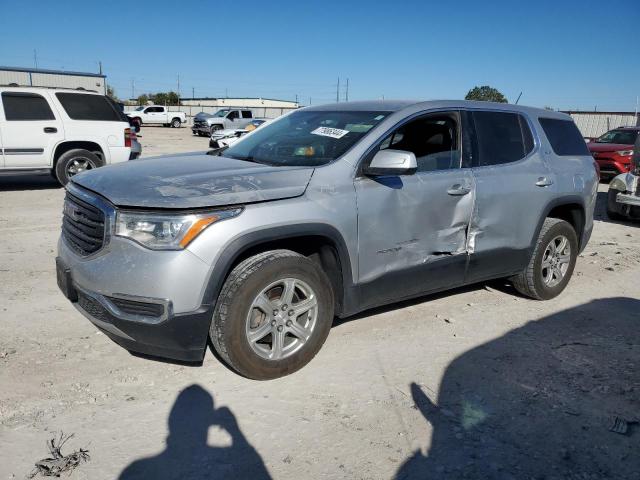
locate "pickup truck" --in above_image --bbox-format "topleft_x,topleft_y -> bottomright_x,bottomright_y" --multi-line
192,108 -> 255,136
127,105 -> 187,128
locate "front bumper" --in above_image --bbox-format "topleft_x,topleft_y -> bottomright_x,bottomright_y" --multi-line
192,124 -> 210,134
616,192 -> 640,207
57,253 -> 213,362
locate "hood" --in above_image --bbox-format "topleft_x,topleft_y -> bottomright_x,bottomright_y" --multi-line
588,142 -> 633,152
72,154 -> 314,209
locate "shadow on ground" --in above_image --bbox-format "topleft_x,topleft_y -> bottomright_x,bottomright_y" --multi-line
0,173 -> 61,191
396,297 -> 640,480
119,385 -> 271,480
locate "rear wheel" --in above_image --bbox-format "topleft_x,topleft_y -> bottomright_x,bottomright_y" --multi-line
210,250 -> 334,380
54,149 -> 103,186
171,118 -> 181,128
511,218 -> 578,300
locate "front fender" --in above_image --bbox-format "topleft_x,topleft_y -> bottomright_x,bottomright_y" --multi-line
609,172 -> 637,192
199,223 -> 355,315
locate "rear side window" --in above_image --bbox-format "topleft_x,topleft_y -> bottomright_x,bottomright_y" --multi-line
228,110 -> 239,120
539,118 -> 590,156
242,110 -> 252,118
1,92 -> 55,121
473,111 -> 534,166
55,93 -> 121,121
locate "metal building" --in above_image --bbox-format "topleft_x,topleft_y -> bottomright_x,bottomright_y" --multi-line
563,111 -> 640,140
0,66 -> 106,94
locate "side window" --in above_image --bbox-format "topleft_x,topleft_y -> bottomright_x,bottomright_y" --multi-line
1,92 -> 55,121
472,111 -> 534,166
143,107 -> 152,113
228,110 -> 239,120
377,113 -> 461,172
538,118 -> 589,156
55,93 -> 121,121
242,110 -> 252,118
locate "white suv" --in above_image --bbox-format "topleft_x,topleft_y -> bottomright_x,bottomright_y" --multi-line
0,86 -> 135,185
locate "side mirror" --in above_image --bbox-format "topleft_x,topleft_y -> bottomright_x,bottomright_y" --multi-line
363,149 -> 417,176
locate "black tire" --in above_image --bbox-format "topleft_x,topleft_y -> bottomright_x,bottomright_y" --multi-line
171,118 -> 181,128
210,125 -> 222,135
54,149 -> 103,186
132,118 -> 142,128
210,250 -> 335,380
606,188 -> 625,220
511,218 -> 578,300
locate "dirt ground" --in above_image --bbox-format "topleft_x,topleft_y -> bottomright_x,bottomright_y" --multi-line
1,125 -> 639,480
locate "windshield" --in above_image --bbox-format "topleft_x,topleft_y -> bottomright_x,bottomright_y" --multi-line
223,110 -> 388,166
214,109 -> 231,117
596,129 -> 638,145
134,106 -> 145,111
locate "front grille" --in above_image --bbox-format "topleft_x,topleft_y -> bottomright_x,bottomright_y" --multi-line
62,192 -> 105,256
107,296 -> 165,318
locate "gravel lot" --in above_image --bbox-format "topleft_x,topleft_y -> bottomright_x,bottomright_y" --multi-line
1,125 -> 639,479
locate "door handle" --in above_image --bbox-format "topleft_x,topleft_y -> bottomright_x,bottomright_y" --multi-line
447,184 -> 471,196
535,177 -> 554,187
44,127 -> 57,133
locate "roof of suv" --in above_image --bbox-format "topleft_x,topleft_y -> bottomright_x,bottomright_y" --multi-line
0,85 -> 102,94
304,100 -> 570,119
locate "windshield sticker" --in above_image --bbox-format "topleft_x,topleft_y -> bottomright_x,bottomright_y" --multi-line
311,126 -> 350,139
374,115 -> 385,121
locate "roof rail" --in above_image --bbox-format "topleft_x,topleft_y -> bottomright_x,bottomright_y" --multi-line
0,84 -> 98,93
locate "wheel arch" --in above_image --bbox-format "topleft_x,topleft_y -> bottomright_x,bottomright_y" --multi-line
533,196 -> 587,252
53,141 -> 106,167
200,224 -> 354,317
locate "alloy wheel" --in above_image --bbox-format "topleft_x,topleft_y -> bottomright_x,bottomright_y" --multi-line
245,278 -> 318,360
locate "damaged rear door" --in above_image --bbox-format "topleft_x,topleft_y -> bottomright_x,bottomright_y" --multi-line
354,110 -> 475,308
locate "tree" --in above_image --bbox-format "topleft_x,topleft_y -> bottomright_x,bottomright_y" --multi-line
137,94 -> 149,105
465,85 -> 508,103
106,84 -> 119,102
150,91 -> 180,105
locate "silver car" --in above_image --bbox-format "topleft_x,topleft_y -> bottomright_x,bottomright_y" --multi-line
56,100 -> 597,379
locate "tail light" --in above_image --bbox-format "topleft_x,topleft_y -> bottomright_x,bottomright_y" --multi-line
124,127 -> 132,148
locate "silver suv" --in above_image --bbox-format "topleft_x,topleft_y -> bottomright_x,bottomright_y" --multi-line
56,100 -> 597,379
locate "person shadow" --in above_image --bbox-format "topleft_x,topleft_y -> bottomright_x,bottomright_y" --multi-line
119,384 -> 271,480
395,297 -> 640,480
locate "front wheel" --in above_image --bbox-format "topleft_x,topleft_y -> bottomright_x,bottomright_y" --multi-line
511,218 -> 578,300
606,188 -> 626,220
210,250 -> 334,380
171,118 -> 181,128
210,125 -> 222,135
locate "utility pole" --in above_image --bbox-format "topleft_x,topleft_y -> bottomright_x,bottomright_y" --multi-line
345,78 -> 349,102
33,49 -> 38,69
177,74 -> 180,99
295,94 -> 298,104
336,77 -> 340,103
98,61 -> 102,75
192,87 -> 195,100
131,79 -> 135,100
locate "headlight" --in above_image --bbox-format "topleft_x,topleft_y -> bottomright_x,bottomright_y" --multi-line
115,209 -> 241,250
616,150 -> 633,156
609,177 -> 627,192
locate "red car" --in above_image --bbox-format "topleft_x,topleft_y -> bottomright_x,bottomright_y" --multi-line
588,126 -> 640,178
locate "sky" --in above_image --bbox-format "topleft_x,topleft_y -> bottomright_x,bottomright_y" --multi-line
0,0 -> 638,111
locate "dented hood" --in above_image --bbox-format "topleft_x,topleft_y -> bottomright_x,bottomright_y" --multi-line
71,153 -> 314,209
